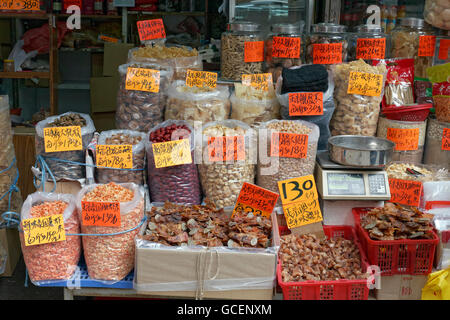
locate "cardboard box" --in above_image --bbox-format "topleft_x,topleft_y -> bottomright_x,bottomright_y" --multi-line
0,228 -> 21,277
103,43 -> 134,77
375,274 -> 428,300
91,52 -> 104,77
90,76 -> 120,113
91,111 -> 116,131
36,180 -> 82,196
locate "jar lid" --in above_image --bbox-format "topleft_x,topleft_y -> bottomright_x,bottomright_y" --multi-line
228,21 -> 261,32
312,23 -> 347,33
400,17 -> 425,28
271,23 -> 302,34
355,24 -> 383,33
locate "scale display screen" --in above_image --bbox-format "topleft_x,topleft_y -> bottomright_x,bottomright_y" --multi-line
327,173 -> 365,196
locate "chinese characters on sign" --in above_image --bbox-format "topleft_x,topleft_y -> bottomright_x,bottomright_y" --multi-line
96,145 -> 133,169
388,178 -> 423,207
0,0 -> 40,10
270,132 -> 308,159
185,69 -> 217,89
356,38 -> 386,60
272,37 -> 301,58
22,214 -> 66,246
137,19 -> 166,42
125,67 -> 160,93
244,41 -> 264,63
81,201 -> 121,227
418,35 -> 436,57
242,73 -> 273,92
232,182 -> 279,218
207,136 -> 245,162
152,139 -> 192,168
288,92 -> 324,116
442,128 -> 450,151
313,43 -> 343,64
386,128 -> 420,151
347,71 -> 383,97
43,126 -> 83,153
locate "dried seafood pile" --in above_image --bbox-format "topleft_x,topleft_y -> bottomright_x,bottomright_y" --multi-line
360,203 -> 434,240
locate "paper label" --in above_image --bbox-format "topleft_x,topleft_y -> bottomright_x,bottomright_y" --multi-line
81,201 -> 121,227
442,128 -> 450,151
137,19 -> 166,42
43,126 -> 83,153
0,0 -> 40,10
312,43 -> 343,64
244,41 -> 264,63
152,139 -> 192,168
207,136 -> 245,162
96,145 -> 133,169
388,178 -> 423,207
438,39 -> 450,60
418,35 -> 436,57
282,200 -> 323,229
270,132 -> 308,158
272,36 -> 301,58
347,71 -> 384,96
356,38 -> 386,60
185,69 -> 217,89
232,182 -> 279,218
242,73 -> 272,91
288,92 -> 324,116
125,67 -> 160,93
63,0 -> 82,10
386,128 -> 420,151
22,214 -> 66,247
99,35 -> 120,43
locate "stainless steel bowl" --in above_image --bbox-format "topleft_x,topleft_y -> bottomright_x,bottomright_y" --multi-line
328,135 -> 395,168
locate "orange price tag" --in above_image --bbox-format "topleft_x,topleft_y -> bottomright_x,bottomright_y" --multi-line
137,19 -> 166,42
356,38 -> 386,60
125,67 -> 160,93
313,43 -> 343,64
386,128 -> 420,151
81,201 -> 121,227
347,71 -> 384,96
438,39 -> 450,60
418,35 -> 436,57
0,0 -> 40,10
288,92 -> 323,116
207,136 -> 245,162
232,182 -> 279,218
270,132 -> 308,159
442,128 -> 450,151
388,178 -> 423,207
272,37 -> 301,58
244,41 -> 264,63
63,0 -> 82,10
99,35 -> 120,43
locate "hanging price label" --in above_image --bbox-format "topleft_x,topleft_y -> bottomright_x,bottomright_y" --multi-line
356,38 -> 386,60
244,41 -> 264,62
418,35 -> 436,57
207,136 -> 245,162
388,178 -> 423,207
43,126 -> 83,153
96,145 -> 133,169
272,36 -> 301,58
125,67 -> 160,93
442,128 -> 450,151
137,19 -> 166,42
242,73 -> 272,91
63,0 -> 82,10
81,201 -> 121,227
438,39 -> 450,60
22,214 -> 66,247
0,0 -> 40,10
313,43 -> 343,64
288,92 -> 324,116
185,69 -> 217,89
347,71 -> 384,96
152,139 -> 192,168
386,128 -> 420,151
232,182 -> 279,218
270,132 -> 308,159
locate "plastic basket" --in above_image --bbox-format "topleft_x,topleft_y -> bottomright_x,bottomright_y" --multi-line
277,225 -> 370,300
382,103 -> 432,122
352,207 -> 439,276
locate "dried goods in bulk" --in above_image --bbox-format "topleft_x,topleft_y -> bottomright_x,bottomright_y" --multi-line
428,63 -> 450,123
424,117 -> 450,166
434,96 -> 450,123
386,162 -> 434,181
19,193 -> 81,284
424,0 -> 450,30
77,182 -> 144,281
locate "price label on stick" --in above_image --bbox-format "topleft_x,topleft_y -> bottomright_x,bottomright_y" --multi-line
137,19 -> 166,42
288,92 -> 324,116
208,136 -> 245,162
0,0 -> 40,10
125,67 -> 160,93
388,178 -> 423,207
96,145 -> 133,169
244,41 -> 264,62
242,73 -> 272,91
185,69 -> 217,89
232,182 -> 279,218
356,38 -> 386,60
270,132 -> 308,159
272,37 -> 301,58
22,214 -> 66,247
347,71 -> 384,96
386,128 -> 420,151
442,128 -> 450,151
313,43 -> 343,64
81,201 -> 121,227
152,139 -> 192,168
418,35 -> 436,57
43,126 -> 82,153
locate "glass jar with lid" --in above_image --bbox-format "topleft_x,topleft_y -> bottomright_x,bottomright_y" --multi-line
304,23 -> 348,66
220,21 -> 264,81
391,18 -> 436,79
435,31 -> 450,65
264,23 -> 304,82
348,24 -> 389,62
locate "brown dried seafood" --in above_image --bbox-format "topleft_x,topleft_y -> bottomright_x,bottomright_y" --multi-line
46,113 -> 87,127
279,233 -> 366,282
360,203 -> 435,240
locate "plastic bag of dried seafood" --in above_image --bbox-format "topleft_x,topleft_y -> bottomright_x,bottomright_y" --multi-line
146,120 -> 202,205
19,192 -> 81,285
426,206 -> 450,270
197,119 -> 257,209
76,182 -> 145,283
35,112 -> 95,182
95,130 -> 147,185
116,62 -> 173,133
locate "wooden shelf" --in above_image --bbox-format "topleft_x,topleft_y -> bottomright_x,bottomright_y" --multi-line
0,71 -> 50,79
0,12 -> 50,19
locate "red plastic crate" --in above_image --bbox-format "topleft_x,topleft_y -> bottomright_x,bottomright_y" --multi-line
352,207 -> 439,276
277,225 -> 370,300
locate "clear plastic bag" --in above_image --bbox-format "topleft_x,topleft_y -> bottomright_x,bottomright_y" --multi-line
424,116 -> 450,166
146,120 -> 202,205
35,112 -> 95,181
19,192 -> 81,285
116,62 -> 174,133
424,0 -> 450,30
0,239 -> 7,275
96,130 -> 148,185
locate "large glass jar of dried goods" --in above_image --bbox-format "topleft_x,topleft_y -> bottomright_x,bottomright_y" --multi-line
348,24 -> 389,62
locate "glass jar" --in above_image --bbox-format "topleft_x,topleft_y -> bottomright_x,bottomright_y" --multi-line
348,25 -> 389,62
264,23 -> 304,82
391,18 -> 436,79
220,21 -> 264,81
304,23 -> 348,66
3,60 -> 14,72
434,32 -> 450,65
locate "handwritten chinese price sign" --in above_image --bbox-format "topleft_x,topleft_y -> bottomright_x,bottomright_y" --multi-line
438,39 -> 450,60
244,41 -> 264,62
232,182 -> 279,218
242,73 -> 272,91
418,35 -> 436,57
1,0 -> 40,10
313,43 -> 343,64
442,128 -> 450,151
356,38 -> 386,60
22,214 -> 66,246
96,145 -> 133,169
386,128 -> 420,151
347,71 -> 383,97
270,132 -> 308,159
137,19 -> 166,42
125,67 -> 160,93
388,178 -> 423,207
43,126 -> 82,153
207,136 -> 245,162
288,92 -> 323,116
152,139 -> 192,168
185,69 -> 217,89
272,37 -> 301,58
81,201 -> 121,227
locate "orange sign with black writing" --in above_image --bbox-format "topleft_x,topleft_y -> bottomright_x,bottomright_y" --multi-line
63,0 -> 82,10
272,37 -> 301,58
0,0 -> 40,10
137,19 -> 166,42
270,132 -> 308,159
418,35 -> 436,57
313,43 -> 343,64
81,201 -> 121,227
288,92 -> 323,116
207,136 -> 245,162
386,128 -> 420,151
439,39 -> 450,61
232,182 -> 279,218
356,38 -> 386,60
388,178 -> 423,207
442,128 -> 450,151
244,41 -> 264,62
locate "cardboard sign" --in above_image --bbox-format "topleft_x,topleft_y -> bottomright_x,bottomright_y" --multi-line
347,71 -> 384,96
137,19 -> 166,42
270,132 -> 308,159
43,126 -> 83,153
388,178 -> 423,207
244,41 -> 264,63
63,0 -> 82,10
232,182 -> 279,218
272,36 -> 301,58
22,214 -> 66,247
242,73 -> 273,91
438,39 -> 450,60
185,69 -> 217,89
356,38 -> 386,60
207,136 -> 245,162
312,43 -> 343,64
418,35 -> 436,57
288,92 -> 324,116
0,0 -> 40,10
81,201 -> 121,227
96,145 -> 133,169
386,128 -> 420,151
442,128 -> 450,151
152,139 -> 192,168
125,67 -> 160,93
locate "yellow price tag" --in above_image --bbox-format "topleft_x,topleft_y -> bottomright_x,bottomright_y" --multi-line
347,71 -> 384,97
242,73 -> 273,91
185,69 -> 217,89
43,126 -> 83,153
125,67 -> 160,93
152,139 -> 192,168
96,145 -> 133,169
22,214 -> 66,247
282,199 -> 323,229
